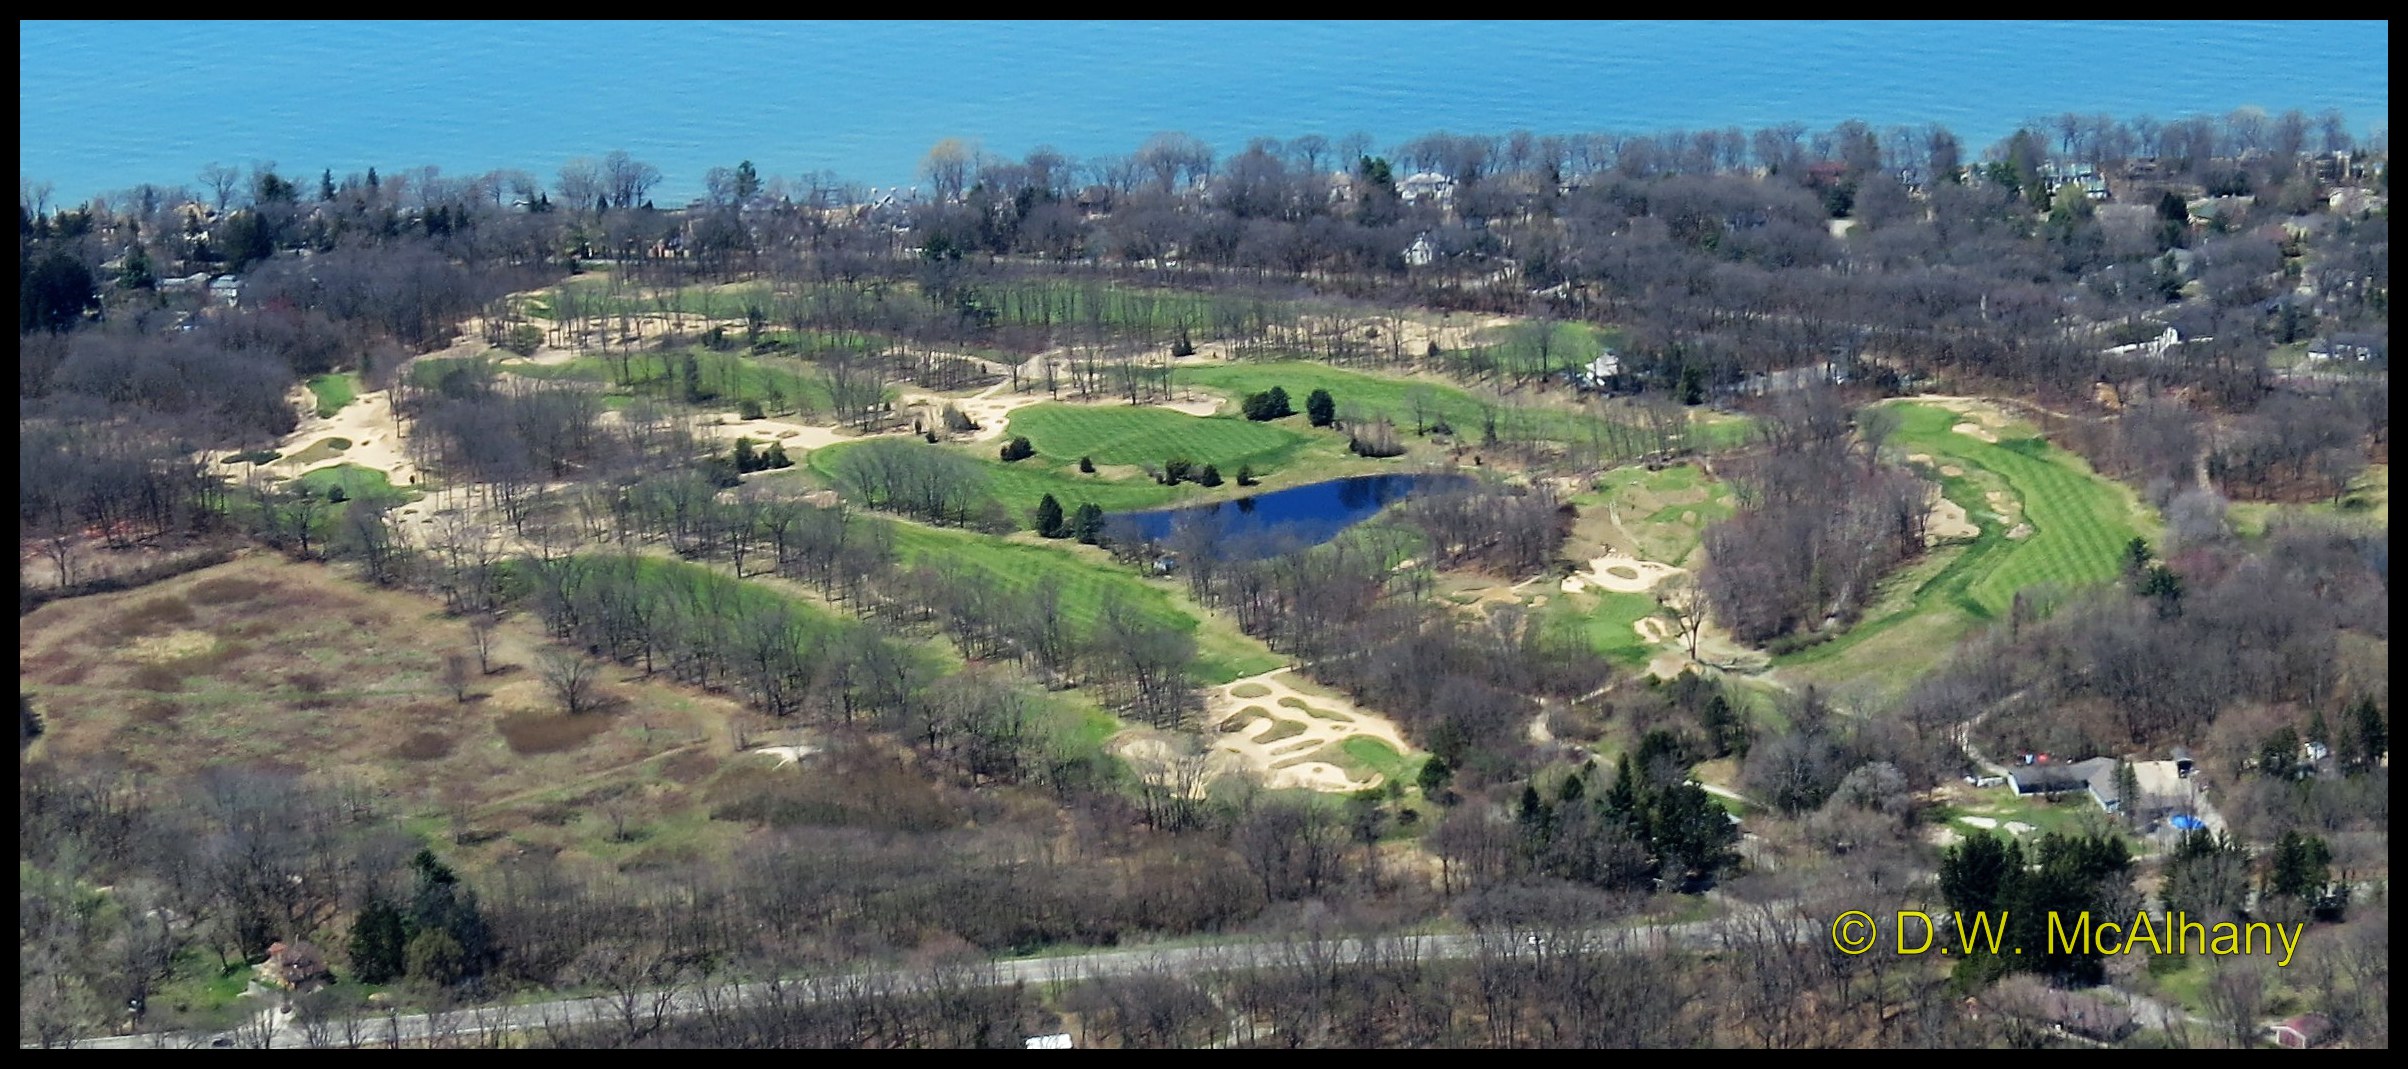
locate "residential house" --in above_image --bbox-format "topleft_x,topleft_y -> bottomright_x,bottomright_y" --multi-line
2327,187 -> 2378,217
2006,755 -> 2118,808
208,275 -> 242,308
1403,231 -> 1437,268
1978,975 -> 2138,1042
1396,171 -> 1455,209
2103,326 -> 2185,360
2305,334 -> 2384,362
2270,1013 -> 2335,1049
1023,1034 -> 1075,1049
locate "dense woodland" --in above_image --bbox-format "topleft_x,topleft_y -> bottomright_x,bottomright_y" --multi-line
19,108 -> 2390,1047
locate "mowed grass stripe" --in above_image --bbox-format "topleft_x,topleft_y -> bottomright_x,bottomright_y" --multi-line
1007,403 -> 1310,471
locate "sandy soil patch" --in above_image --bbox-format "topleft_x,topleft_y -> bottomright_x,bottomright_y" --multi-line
1941,465 -> 1963,477
1907,453 -> 1934,466
751,743 -> 820,768
1560,576 -> 1587,593
264,385 -> 421,486
1199,667 -> 1409,793
1958,815 -> 1999,830
2004,821 -> 2036,834
2004,523 -> 2033,540
700,415 -> 853,451
1632,616 -> 1672,643
1575,550 -> 1684,593
1926,495 -> 1978,543
1952,421 -> 1999,443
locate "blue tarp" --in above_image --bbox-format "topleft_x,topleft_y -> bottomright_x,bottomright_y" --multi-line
2170,815 -> 2205,831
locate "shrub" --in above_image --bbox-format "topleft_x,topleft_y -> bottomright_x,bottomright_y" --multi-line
1306,388 -> 1336,427
1236,464 -> 1257,486
738,398 -> 765,420
1035,494 -> 1067,538
501,324 -> 544,357
1242,387 -> 1293,421
1079,455 -> 1095,474
1162,456 -> 1193,484
1197,464 -> 1223,487
1000,436 -> 1035,462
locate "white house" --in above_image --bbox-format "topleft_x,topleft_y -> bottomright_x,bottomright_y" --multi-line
1396,171 -> 1455,208
1403,231 -> 1436,267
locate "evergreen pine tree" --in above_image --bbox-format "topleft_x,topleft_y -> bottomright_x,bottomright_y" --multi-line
1035,493 -> 1066,538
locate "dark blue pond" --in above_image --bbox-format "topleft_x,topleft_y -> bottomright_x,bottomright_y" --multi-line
1107,472 -> 1469,560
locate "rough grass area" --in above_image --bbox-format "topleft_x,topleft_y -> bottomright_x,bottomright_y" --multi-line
1007,402 -> 1313,473
1254,719 -> 1309,745
306,372 -> 359,418
505,347 -> 847,416
1230,682 -> 1271,699
2229,463 -> 2388,537
281,436 -> 353,468
19,555 -> 746,872
880,520 -> 1283,684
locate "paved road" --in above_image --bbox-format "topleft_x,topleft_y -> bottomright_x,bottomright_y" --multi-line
70,912 -> 1817,1049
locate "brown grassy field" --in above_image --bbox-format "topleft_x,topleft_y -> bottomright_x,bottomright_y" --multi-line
18,552 -> 765,874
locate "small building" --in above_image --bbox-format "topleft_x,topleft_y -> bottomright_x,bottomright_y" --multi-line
1396,171 -> 1456,208
258,940 -> 332,992
208,275 -> 243,308
1979,975 -> 2137,1042
2006,756 -> 2118,809
2306,334 -> 2384,362
2271,1012 -> 2335,1049
1403,231 -> 1437,268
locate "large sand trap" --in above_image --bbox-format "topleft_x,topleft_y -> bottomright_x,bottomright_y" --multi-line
701,415 -> 853,451
1576,551 -> 1684,593
1952,421 -> 1999,443
1202,668 -> 1410,793
265,385 -> 421,486
1926,495 -> 1978,543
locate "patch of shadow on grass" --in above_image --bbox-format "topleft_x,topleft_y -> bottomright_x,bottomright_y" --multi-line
497,710 -> 612,755
393,732 -> 455,761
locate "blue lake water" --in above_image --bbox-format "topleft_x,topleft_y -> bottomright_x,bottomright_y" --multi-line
20,21 -> 2390,210
1109,471 -> 1468,559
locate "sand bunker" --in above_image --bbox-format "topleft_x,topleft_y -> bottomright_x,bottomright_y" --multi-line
1958,815 -> 1999,830
1926,496 -> 1978,543
2004,821 -> 2036,834
1201,668 -> 1409,793
1907,453 -> 1934,465
1941,465 -> 1963,477
2004,523 -> 2033,540
1953,422 -> 1999,443
1633,616 -> 1672,643
703,415 -> 852,451
1560,576 -> 1587,593
1577,551 -> 1683,593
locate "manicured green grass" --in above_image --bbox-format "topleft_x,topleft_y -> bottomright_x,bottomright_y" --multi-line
1006,403 -> 1314,473
1548,589 -> 1663,669
306,372 -> 359,418
1176,360 -> 1645,454
879,520 -> 1283,684
807,439 -> 1187,518
1778,401 -> 2159,692
1324,735 -> 1416,783
294,463 -> 415,507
